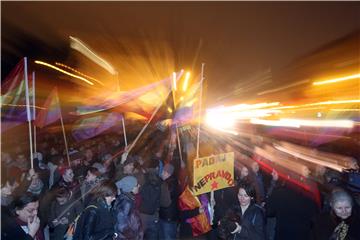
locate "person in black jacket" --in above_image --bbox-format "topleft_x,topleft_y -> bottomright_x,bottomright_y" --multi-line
225,182 -> 266,240
74,181 -> 116,240
159,163 -> 179,240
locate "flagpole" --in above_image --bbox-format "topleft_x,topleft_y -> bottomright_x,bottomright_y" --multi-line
58,98 -> 71,166
175,124 -> 183,163
32,71 -> 37,154
121,117 -> 128,147
196,63 -> 205,159
24,57 -> 34,169
127,90 -> 172,155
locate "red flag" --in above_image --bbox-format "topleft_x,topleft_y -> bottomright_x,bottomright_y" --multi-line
35,87 -> 61,128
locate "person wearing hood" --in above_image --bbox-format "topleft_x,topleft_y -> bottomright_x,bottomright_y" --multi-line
113,176 -> 143,240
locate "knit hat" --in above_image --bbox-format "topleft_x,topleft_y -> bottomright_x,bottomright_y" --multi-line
162,163 -> 174,176
116,176 -> 137,193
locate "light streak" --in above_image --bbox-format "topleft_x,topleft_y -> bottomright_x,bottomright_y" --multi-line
274,144 -> 344,172
69,36 -> 117,75
34,60 -> 94,86
257,79 -> 309,95
55,62 -> 104,86
313,73 -> 360,85
330,108 -> 360,112
182,72 -> 190,92
1,103 -> 46,110
172,72 -> 177,91
250,118 -> 354,128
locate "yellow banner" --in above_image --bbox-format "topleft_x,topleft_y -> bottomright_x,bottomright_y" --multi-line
192,152 -> 234,195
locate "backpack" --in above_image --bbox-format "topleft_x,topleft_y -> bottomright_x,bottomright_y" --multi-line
64,205 -> 97,240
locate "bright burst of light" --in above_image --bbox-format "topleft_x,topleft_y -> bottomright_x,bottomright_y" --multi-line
167,107 -> 173,113
34,60 -> 94,86
313,73 -> 360,86
205,110 -> 236,131
182,72 -> 190,92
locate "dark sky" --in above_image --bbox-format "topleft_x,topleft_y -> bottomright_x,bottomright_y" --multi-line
2,2 -> 360,104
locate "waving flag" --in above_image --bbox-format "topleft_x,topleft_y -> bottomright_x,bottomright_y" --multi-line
35,87 -> 61,128
75,71 -> 183,118
174,76 -> 202,126
72,112 -> 123,141
1,58 -> 34,131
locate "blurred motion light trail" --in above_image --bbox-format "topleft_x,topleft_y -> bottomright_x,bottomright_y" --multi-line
69,36 -> 117,75
34,60 -> 94,86
55,62 -> 104,86
313,73 -> 360,85
251,118 -> 354,128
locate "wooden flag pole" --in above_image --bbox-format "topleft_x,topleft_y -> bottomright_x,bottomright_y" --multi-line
127,90 -> 172,155
196,63 -> 205,159
122,117 -> 128,147
58,97 -> 71,166
175,123 -> 183,163
24,57 -> 34,169
32,71 -> 37,154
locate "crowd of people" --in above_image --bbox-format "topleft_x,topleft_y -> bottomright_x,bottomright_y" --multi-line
1,129 -> 360,240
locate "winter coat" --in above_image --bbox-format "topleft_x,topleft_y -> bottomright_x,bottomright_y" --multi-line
311,211 -> 360,240
232,203 -> 266,240
48,197 -> 82,240
74,198 -> 115,240
113,192 -> 143,240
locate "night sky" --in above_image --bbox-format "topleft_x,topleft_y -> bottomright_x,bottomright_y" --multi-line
2,2 -> 360,104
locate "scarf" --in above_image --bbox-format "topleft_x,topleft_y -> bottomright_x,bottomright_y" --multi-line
330,221 -> 349,240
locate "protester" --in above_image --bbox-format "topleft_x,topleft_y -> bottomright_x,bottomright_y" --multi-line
311,188 -> 360,240
224,183 -> 266,240
1,192 -> 44,240
114,176 -> 143,240
73,181 -> 116,240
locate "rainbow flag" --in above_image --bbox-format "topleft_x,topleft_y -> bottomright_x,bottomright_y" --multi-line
71,112 -> 123,141
35,87 -> 61,128
1,58 -> 33,132
173,77 -> 202,126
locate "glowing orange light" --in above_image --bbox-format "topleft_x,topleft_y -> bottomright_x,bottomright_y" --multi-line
313,73 -> 360,85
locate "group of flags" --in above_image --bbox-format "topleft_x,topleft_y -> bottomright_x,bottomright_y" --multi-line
1,58 -> 62,132
1,58 -> 203,142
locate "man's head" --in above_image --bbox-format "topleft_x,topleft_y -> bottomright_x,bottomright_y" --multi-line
251,162 -> 260,174
55,188 -> 70,205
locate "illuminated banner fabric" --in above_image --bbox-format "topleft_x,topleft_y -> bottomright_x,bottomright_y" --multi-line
193,152 -> 234,195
